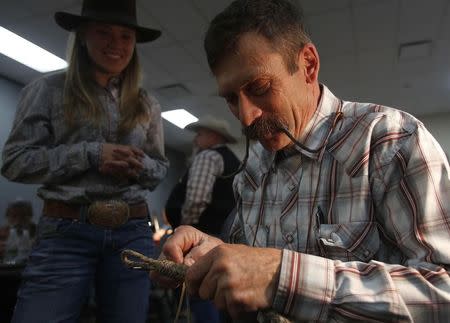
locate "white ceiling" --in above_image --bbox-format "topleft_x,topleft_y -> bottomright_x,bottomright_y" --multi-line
1,0 -> 449,154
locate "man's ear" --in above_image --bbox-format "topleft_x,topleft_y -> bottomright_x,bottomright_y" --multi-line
298,43 -> 320,84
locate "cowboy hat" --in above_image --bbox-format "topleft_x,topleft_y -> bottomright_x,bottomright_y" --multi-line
186,116 -> 237,143
54,0 -> 161,43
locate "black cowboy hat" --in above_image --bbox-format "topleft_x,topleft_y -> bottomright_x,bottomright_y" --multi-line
54,0 -> 161,43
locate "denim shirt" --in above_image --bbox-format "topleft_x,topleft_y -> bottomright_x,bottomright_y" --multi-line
230,85 -> 450,322
1,71 -> 169,204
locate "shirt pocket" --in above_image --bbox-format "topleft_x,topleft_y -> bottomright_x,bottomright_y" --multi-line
317,221 -> 380,262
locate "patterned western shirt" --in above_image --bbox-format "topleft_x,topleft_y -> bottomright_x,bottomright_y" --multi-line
181,146 -> 224,224
1,71 -> 169,205
229,85 -> 450,322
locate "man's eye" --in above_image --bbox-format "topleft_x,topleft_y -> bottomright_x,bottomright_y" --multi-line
248,81 -> 270,96
225,95 -> 237,106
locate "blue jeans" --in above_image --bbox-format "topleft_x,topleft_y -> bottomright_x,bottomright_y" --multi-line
190,297 -> 221,323
11,215 -> 154,323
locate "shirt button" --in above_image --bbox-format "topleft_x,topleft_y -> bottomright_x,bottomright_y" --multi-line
364,250 -> 370,257
285,234 -> 294,243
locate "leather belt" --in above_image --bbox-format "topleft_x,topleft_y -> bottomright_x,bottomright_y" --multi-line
43,200 -> 148,229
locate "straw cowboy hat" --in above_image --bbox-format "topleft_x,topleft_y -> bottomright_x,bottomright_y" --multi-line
186,116 -> 237,143
54,0 -> 161,43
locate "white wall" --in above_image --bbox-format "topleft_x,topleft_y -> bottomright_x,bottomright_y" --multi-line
0,76 -> 187,226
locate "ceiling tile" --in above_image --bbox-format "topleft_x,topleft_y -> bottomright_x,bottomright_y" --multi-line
0,0 -> 78,22
184,77 -> 218,97
398,0 -> 447,43
140,56 -> 177,90
357,48 -> 397,81
437,1 -> 450,40
319,52 -> 358,98
353,0 -> 397,51
145,45 -> 210,82
139,0 -> 207,42
190,0 -> 233,21
136,7 -> 175,48
181,38 -> 210,72
306,8 -> 355,58
299,0 -> 350,16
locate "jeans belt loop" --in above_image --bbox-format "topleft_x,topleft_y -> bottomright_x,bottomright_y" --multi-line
79,205 -> 89,223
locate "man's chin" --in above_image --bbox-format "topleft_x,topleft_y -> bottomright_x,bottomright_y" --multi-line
258,133 -> 290,152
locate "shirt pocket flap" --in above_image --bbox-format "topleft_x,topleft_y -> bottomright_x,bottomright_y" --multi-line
318,221 -> 380,262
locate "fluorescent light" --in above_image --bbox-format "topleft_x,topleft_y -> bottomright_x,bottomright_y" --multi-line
162,109 -> 198,129
0,26 -> 68,73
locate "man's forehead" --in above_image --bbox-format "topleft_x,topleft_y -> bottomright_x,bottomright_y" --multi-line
214,33 -> 284,95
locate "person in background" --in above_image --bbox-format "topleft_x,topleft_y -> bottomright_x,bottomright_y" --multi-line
1,0 -> 168,322
0,199 -> 36,260
165,116 -> 240,323
154,0 -> 450,322
166,116 -> 240,235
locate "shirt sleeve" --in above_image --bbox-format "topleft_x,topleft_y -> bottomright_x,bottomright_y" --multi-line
272,124 -> 450,322
136,92 -> 169,190
181,149 -> 224,225
1,77 -> 100,185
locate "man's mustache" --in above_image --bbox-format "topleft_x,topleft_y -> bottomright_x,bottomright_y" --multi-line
242,116 -> 288,140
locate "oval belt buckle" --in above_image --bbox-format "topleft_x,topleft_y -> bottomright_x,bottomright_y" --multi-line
87,200 -> 130,229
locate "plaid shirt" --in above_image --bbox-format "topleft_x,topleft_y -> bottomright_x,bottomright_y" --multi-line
181,147 -> 224,224
230,85 -> 450,322
1,72 -> 169,204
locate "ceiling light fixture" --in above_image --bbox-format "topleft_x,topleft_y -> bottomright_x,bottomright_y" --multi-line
0,26 -> 68,73
162,109 -> 198,129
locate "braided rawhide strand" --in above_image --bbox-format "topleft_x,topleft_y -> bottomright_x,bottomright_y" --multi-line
121,249 -> 292,323
121,249 -> 187,283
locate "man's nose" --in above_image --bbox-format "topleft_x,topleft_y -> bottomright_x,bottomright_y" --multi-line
238,95 -> 262,127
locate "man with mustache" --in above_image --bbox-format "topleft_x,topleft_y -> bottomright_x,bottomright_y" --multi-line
154,0 -> 450,321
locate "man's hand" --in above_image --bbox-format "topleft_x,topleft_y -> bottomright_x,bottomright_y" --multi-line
99,143 -> 144,179
151,225 -> 223,287
186,244 -> 282,319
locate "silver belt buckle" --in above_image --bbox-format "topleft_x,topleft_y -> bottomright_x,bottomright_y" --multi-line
87,200 -> 130,229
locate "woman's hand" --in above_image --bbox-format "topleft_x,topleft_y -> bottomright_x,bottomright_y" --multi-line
99,143 -> 144,179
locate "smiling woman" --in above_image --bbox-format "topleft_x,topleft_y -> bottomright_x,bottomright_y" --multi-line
0,0 -> 169,322
83,22 -> 137,86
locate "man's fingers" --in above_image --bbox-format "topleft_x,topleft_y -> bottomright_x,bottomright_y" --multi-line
183,237 -> 219,262
185,252 -> 214,297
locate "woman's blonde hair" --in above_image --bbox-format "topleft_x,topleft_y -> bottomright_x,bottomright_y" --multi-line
63,28 -> 149,136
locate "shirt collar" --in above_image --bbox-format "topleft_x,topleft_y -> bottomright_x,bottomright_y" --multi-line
284,84 -> 342,161
246,84 -> 343,177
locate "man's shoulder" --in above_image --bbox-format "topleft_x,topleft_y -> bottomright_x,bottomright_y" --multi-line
194,149 -> 224,161
329,101 -> 421,171
342,101 -> 420,137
